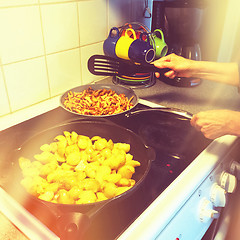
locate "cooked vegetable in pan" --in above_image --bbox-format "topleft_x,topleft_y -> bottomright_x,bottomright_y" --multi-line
19,131 -> 140,204
63,87 -> 134,116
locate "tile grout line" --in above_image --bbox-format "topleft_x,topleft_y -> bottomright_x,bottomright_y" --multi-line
0,58 -> 13,113
76,2 -> 83,85
38,2 -> 51,98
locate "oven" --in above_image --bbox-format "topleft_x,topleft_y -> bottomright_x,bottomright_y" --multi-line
0,99 -> 239,240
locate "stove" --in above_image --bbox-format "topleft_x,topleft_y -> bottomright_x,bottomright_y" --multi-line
0,100 -> 239,240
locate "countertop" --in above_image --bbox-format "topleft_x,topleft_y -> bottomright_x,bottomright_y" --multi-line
98,76 -> 240,114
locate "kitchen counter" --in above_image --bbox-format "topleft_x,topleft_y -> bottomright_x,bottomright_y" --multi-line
98,76 -> 240,114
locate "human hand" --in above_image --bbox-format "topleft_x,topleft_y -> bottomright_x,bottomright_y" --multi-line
153,53 -> 196,79
190,109 -> 240,139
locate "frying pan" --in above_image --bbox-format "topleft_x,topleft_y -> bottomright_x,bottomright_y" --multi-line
8,118 -> 154,240
60,83 -> 138,117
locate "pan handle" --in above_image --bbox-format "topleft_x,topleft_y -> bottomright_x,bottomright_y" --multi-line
56,212 -> 90,240
61,116 -> 112,125
134,98 -> 193,119
56,199 -> 110,240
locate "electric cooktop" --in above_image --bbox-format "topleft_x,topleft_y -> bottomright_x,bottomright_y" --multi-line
0,103 -> 211,240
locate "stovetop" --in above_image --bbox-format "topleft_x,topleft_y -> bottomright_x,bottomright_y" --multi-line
0,103 -> 211,240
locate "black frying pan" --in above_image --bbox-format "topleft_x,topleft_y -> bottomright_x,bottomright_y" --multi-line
8,118 -> 154,239
60,83 -> 138,117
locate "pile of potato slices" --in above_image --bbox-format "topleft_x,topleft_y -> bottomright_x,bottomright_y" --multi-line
19,131 -> 140,204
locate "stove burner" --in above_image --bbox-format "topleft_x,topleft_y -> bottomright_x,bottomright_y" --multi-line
120,108 -> 205,157
138,123 -> 185,151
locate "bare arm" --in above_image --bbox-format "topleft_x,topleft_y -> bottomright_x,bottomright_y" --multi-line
192,61 -> 239,86
153,53 -> 240,86
153,54 -> 240,139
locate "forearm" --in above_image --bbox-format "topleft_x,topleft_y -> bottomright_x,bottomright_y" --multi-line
191,61 -> 239,86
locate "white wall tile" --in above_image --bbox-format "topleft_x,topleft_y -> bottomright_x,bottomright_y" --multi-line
0,0 -> 38,7
108,0 -> 132,29
0,0 -> 136,127
78,0 -> 107,46
41,3 -> 79,54
0,69 -> 10,116
80,42 -> 104,84
0,6 -> 44,64
47,48 -> 81,97
4,58 -> 49,111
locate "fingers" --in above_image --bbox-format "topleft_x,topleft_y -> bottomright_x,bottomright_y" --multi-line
152,53 -> 178,79
155,72 -> 160,78
191,113 -> 207,134
191,116 -> 213,138
153,60 -> 173,70
155,69 -> 176,79
190,115 -> 201,131
190,113 -> 225,139
200,125 -> 224,139
153,60 -> 176,79
164,70 -> 176,79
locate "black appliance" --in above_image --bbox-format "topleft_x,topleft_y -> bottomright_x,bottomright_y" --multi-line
151,0 -> 207,87
0,103 -> 211,240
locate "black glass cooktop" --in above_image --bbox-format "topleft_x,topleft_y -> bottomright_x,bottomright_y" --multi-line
0,104 -> 211,240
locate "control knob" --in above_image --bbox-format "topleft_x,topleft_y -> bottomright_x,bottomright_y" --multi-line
230,160 -> 240,180
210,183 -> 226,207
220,171 -> 237,193
198,198 -> 219,223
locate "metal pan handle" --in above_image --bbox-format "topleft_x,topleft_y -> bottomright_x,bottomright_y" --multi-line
59,116 -> 113,125
56,212 -> 90,240
138,98 -> 193,119
55,200 -> 110,240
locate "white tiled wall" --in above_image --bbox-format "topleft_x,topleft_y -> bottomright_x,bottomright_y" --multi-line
0,0 -> 149,129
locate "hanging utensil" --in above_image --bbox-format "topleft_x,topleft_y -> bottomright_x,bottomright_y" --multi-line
143,0 -> 151,18
87,55 -> 170,77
